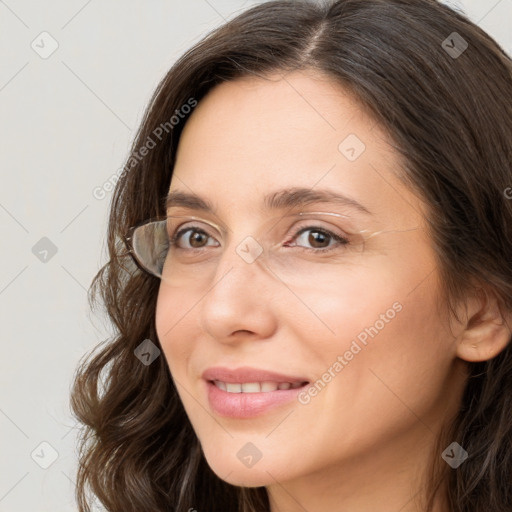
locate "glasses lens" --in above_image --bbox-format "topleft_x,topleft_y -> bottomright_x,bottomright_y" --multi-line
131,220 -> 169,277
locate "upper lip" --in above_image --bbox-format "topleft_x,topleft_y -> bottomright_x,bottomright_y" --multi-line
202,366 -> 309,384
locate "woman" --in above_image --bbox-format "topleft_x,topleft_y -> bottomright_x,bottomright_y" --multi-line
70,1 -> 512,511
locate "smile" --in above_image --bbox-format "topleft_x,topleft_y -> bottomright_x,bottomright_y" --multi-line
212,380 -> 308,393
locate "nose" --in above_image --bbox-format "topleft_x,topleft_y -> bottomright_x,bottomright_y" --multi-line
198,236 -> 277,343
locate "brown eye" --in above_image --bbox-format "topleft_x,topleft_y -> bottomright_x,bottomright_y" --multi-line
288,226 -> 350,253
171,227 -> 218,249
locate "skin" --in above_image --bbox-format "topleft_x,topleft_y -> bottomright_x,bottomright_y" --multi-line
155,69 -> 511,512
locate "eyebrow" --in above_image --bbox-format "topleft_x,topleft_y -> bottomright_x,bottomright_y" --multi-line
164,187 -> 373,216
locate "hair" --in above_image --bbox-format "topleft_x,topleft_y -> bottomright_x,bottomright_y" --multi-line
69,0 -> 512,510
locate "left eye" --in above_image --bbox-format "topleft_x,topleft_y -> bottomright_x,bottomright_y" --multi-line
288,226 -> 349,252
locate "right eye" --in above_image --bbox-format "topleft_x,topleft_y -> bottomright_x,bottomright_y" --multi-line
170,226 -> 220,250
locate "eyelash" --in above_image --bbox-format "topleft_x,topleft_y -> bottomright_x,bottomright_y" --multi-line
169,225 -> 350,254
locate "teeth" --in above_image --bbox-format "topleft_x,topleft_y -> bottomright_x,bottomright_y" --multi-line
216,380 -> 227,391
225,383 -> 242,393
241,382 -> 261,393
213,380 -> 305,393
261,381 -> 279,392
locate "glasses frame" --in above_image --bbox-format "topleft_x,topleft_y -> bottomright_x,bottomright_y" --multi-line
123,212 -> 421,279
123,216 -> 169,277
124,214 -> 239,278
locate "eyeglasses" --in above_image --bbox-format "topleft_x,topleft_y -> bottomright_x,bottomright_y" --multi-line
124,212 -> 420,289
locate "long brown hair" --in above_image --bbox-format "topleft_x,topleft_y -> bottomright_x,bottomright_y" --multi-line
70,1 -> 512,510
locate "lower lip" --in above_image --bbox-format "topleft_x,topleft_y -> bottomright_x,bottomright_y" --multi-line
205,380 -> 309,418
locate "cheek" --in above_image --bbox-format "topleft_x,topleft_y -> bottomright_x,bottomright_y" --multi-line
330,271 -> 448,420
155,285 -> 196,376
301,249 -> 448,409
289,279 -> 449,471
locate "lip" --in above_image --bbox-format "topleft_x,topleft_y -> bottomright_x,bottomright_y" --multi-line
202,366 -> 310,418
202,366 -> 309,384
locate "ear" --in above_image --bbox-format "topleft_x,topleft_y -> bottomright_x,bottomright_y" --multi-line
455,286 -> 512,363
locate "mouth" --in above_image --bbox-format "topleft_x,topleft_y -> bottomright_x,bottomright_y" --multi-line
201,366 -> 311,417
209,380 -> 309,393
204,379 -> 311,418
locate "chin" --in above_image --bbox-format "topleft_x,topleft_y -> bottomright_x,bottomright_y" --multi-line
215,470 -> 274,488
204,457 -> 278,488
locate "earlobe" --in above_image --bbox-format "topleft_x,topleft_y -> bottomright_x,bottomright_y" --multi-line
455,286 -> 512,363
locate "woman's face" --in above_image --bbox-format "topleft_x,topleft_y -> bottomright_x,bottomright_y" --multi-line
155,70 -> 468,494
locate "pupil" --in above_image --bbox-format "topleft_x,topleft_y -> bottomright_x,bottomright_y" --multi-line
309,231 -> 328,248
190,231 -> 207,248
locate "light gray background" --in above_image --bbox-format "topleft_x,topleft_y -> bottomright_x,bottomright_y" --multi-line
0,1 -> 510,511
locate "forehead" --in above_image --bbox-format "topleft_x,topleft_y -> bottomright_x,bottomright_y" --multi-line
170,70 -> 427,231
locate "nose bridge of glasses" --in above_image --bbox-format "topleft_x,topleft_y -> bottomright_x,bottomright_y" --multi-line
209,215 -> 278,268
177,214 -> 291,278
